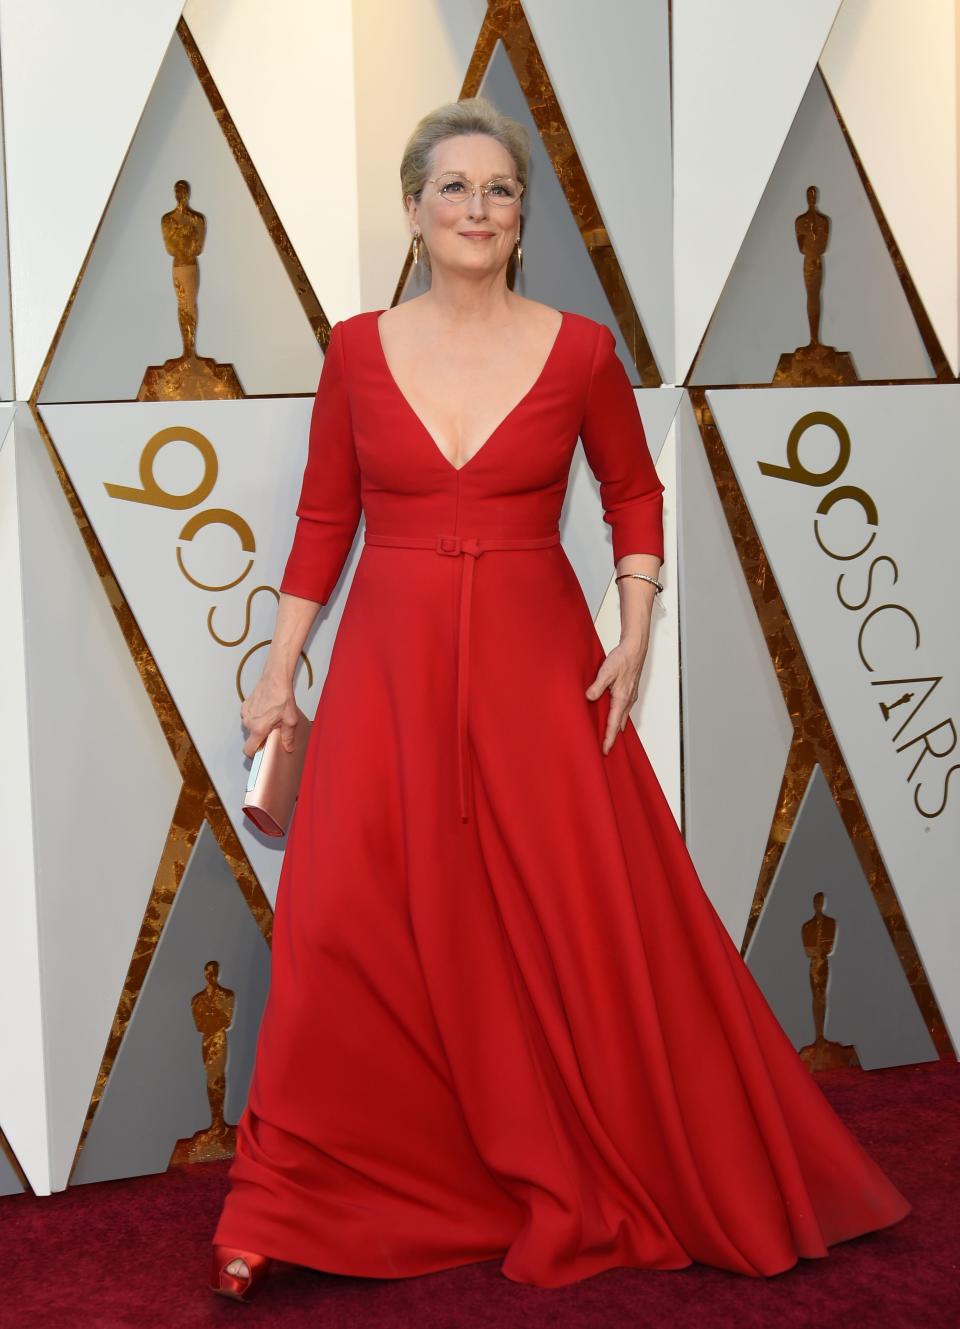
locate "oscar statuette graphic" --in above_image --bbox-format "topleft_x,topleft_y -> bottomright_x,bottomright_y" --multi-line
138,180 -> 244,401
170,961 -> 238,1163
774,185 -> 858,386
799,892 -> 859,1070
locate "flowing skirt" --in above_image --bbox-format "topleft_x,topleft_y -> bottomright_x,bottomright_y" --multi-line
213,541 -> 911,1286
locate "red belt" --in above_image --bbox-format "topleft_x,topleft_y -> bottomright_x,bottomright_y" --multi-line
363,530 -> 562,822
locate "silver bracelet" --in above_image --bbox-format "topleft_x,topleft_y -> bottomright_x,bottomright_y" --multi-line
615,571 -> 664,594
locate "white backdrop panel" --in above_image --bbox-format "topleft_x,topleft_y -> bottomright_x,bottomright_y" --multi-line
672,0 -> 842,382
16,407 -> 184,1192
676,393 -> 794,943
820,0 -> 959,375
0,409 -> 49,1193
42,397 -> 358,907
709,385 -> 960,1051
185,0 -> 362,325
0,0 -> 186,397
351,0 -> 488,310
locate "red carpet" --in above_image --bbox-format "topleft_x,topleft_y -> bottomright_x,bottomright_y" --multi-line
3,1061 -> 956,1329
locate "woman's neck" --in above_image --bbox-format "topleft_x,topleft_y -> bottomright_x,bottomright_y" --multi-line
416,273 -> 518,325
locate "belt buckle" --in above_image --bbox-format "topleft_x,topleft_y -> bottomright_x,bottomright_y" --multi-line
436,534 -> 462,556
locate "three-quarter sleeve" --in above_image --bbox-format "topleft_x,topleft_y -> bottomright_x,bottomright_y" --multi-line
279,320 -> 363,604
579,322 -> 665,565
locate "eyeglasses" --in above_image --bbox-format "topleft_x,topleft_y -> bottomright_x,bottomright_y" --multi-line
426,171 -> 525,207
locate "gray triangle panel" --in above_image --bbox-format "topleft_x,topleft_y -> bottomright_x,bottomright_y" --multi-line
40,33 -> 322,403
0,1146 -> 25,1197
692,69 -> 934,386
70,823 -> 271,1185
745,765 -> 936,1070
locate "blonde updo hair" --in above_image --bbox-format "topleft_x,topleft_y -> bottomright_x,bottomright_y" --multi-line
400,96 -> 531,247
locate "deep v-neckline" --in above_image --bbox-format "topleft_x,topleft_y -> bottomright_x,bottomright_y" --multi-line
373,307 -> 567,475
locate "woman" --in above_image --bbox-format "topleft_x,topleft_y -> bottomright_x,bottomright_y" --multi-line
210,97 -> 910,1301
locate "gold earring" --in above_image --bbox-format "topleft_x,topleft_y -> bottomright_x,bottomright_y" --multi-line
514,234 -> 523,271
412,232 -> 421,265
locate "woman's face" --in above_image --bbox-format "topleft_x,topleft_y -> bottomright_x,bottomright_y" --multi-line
407,133 -> 522,280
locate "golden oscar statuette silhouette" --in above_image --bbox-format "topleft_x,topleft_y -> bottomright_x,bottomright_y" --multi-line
170,960 -> 238,1164
798,891 -> 859,1071
138,180 -> 243,401
774,185 -> 857,386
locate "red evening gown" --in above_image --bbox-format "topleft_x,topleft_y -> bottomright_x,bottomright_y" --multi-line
212,308 -> 911,1286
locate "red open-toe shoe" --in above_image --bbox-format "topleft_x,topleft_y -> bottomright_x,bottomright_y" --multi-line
210,1244 -> 273,1302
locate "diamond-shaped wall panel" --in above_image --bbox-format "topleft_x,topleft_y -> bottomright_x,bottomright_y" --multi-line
710,383 -> 960,1050
42,396 -> 358,906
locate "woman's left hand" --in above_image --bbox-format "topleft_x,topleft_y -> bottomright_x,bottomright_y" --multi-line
585,632 -> 649,754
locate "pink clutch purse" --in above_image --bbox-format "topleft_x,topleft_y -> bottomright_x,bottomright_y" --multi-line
242,708 -> 312,838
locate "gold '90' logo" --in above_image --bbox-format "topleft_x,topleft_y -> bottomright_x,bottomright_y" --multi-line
104,425 -> 313,699
757,410 -> 957,819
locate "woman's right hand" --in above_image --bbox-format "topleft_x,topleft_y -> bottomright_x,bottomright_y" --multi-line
240,671 -> 300,758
